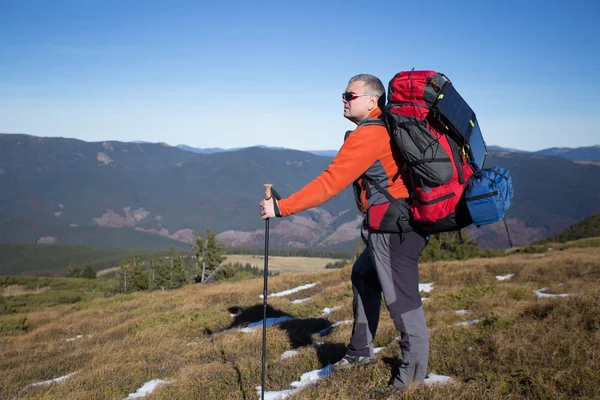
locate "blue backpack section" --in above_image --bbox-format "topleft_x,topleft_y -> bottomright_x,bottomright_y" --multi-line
465,167 -> 514,226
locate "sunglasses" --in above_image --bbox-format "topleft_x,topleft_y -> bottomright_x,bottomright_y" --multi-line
342,92 -> 378,102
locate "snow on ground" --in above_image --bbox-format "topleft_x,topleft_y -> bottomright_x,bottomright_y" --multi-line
421,297 -> 430,301
290,364 -> 334,388
419,282 -> 434,293
123,379 -> 171,399
496,273 -> 515,281
316,320 -> 352,336
256,337 -> 450,400
26,372 -> 78,388
281,350 -> 299,360
534,288 -> 570,298
291,298 -> 311,304
455,319 -> 480,327
66,334 -> 91,342
240,316 -> 296,332
455,310 -> 469,315
321,306 -> 342,315
259,283 -> 318,298
424,374 -> 454,385
256,387 -> 296,400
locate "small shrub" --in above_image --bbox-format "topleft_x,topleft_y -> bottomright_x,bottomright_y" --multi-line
325,260 -> 349,269
0,316 -> 28,333
57,294 -> 81,304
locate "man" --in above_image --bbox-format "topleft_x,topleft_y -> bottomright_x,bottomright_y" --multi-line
259,74 -> 429,390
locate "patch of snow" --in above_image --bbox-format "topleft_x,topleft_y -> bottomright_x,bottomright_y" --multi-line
290,364 -> 334,388
291,298 -> 311,304
455,319 -> 480,327
66,335 -> 85,342
256,387 -> 297,399
123,379 -> 171,399
280,350 -> 299,360
257,345 -> 385,400
421,297 -> 430,301
240,316 -> 296,332
316,320 -> 352,336
27,371 -> 78,388
321,306 -> 342,315
260,283 -> 318,298
419,282 -> 434,293
534,288 -> 570,298
496,273 -> 514,281
424,374 -> 453,385
455,310 -> 469,315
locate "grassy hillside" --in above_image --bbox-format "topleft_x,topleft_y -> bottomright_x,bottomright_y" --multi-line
0,244 -> 176,276
539,213 -> 600,243
1,246 -> 599,399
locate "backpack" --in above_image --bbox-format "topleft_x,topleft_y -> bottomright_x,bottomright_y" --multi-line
378,70 -> 514,238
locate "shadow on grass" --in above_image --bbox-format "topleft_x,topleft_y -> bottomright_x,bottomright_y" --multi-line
382,356 -> 400,386
227,304 -> 348,366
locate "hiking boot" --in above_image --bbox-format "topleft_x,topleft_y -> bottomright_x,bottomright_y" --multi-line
331,354 -> 376,372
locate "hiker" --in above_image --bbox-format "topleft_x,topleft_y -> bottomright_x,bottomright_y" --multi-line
259,74 -> 429,390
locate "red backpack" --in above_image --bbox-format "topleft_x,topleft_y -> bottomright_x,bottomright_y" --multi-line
382,70 -> 478,234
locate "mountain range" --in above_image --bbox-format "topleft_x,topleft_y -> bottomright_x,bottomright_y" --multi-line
178,144 -> 600,161
1,133 -> 600,250
176,144 -> 339,157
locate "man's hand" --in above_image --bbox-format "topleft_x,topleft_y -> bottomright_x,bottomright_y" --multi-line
260,197 -> 277,220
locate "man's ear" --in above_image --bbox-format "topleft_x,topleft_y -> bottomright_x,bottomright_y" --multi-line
368,96 -> 378,111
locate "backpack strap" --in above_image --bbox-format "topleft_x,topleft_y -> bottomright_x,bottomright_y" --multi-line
357,117 -> 386,128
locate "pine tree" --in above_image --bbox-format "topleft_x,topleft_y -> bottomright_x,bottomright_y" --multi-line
67,265 -> 81,278
152,255 -> 171,291
191,229 -> 226,283
191,233 -> 207,282
117,255 -> 147,292
205,229 -> 226,270
168,246 -> 189,289
81,264 -> 96,279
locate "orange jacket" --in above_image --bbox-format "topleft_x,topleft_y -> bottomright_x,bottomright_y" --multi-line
278,108 -> 409,217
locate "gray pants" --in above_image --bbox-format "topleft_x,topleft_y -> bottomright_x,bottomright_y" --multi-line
347,231 -> 429,388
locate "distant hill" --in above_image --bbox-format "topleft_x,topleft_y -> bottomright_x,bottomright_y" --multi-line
538,213 -> 600,243
2,133 -> 600,250
0,243 -> 174,277
176,144 -> 338,157
175,145 -> 227,154
487,145 -> 526,153
176,143 -> 600,161
533,146 -> 600,161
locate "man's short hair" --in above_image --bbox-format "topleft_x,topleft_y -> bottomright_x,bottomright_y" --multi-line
348,74 -> 386,109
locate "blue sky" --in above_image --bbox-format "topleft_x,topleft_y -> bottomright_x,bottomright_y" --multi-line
1,0 -> 598,151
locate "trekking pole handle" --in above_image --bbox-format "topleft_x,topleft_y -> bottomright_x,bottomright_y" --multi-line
264,184 -> 273,200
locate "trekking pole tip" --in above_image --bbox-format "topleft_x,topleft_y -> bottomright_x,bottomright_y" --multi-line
264,184 -> 273,200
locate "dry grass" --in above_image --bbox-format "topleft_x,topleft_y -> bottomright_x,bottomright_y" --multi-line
1,247 -> 599,399
224,255 -> 345,274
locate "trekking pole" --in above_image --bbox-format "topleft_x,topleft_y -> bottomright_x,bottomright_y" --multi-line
261,183 -> 272,400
